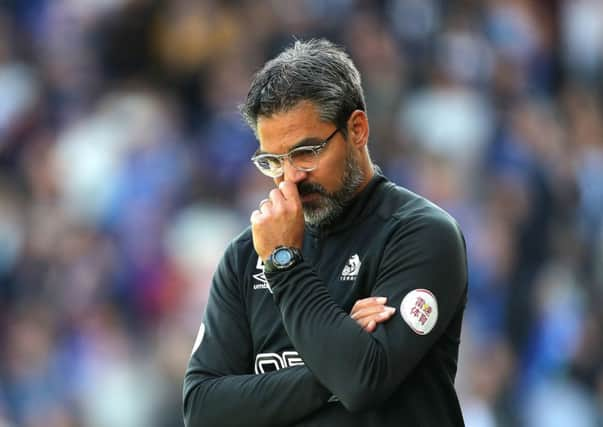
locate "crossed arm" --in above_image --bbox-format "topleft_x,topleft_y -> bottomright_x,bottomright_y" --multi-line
183,216 -> 465,426
182,258 -> 394,427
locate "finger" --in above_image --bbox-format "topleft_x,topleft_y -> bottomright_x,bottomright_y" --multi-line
268,188 -> 286,212
278,181 -> 300,202
259,199 -> 272,215
377,307 -> 396,320
351,305 -> 388,320
358,310 -> 395,332
350,300 -> 392,319
354,306 -> 396,323
351,296 -> 388,312
250,209 -> 262,224
356,317 -> 372,330
269,188 -> 286,204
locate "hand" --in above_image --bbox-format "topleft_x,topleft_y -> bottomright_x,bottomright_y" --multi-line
250,181 -> 305,261
350,297 -> 396,333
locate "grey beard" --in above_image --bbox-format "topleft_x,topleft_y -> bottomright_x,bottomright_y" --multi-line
300,151 -> 365,227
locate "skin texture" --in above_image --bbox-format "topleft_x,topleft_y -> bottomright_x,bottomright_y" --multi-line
250,101 -> 395,331
350,297 -> 397,332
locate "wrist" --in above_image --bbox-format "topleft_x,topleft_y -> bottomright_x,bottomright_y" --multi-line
263,246 -> 303,273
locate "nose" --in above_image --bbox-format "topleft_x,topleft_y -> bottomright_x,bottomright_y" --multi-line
278,160 -> 308,184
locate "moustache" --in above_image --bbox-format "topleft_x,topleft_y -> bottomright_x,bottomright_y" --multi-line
297,182 -> 328,197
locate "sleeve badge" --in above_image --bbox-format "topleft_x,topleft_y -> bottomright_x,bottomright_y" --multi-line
400,289 -> 438,335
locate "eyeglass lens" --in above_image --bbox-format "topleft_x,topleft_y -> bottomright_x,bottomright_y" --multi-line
254,147 -> 319,176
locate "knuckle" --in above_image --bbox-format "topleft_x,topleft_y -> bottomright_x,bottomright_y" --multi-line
271,205 -> 284,217
254,213 -> 268,225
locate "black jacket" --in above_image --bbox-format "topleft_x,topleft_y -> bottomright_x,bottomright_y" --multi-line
183,172 -> 468,426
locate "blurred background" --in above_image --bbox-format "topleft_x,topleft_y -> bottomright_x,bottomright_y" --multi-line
0,0 -> 601,426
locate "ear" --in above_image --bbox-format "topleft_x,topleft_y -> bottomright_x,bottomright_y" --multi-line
347,110 -> 369,149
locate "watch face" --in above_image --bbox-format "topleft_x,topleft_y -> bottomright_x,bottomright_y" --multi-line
273,247 -> 293,266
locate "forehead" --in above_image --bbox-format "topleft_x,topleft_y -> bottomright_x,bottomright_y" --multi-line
256,101 -> 330,153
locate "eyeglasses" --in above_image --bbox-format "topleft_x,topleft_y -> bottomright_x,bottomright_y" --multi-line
251,127 -> 341,178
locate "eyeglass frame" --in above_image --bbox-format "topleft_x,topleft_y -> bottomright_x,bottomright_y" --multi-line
250,127 -> 342,178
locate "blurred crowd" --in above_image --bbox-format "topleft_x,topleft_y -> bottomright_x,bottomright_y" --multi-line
0,0 -> 602,426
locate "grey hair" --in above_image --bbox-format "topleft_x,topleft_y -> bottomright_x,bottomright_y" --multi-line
240,39 -> 366,136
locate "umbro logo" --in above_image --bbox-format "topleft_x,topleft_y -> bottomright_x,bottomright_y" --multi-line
253,257 -> 272,293
340,254 -> 361,281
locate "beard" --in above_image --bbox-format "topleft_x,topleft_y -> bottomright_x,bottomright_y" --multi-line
298,149 -> 365,227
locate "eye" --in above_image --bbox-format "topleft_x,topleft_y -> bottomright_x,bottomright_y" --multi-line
289,147 -> 318,169
256,156 -> 280,170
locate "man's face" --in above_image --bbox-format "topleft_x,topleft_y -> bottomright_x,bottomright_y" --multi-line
256,101 -> 364,226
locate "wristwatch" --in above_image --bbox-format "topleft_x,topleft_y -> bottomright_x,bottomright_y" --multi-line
263,246 -> 303,273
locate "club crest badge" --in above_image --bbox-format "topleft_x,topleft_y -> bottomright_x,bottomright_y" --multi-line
340,254 -> 361,281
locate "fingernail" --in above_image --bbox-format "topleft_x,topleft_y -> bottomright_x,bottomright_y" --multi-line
379,311 -> 390,318
386,306 -> 396,313
376,297 -> 387,304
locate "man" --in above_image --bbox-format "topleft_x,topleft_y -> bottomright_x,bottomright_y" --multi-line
183,39 -> 468,426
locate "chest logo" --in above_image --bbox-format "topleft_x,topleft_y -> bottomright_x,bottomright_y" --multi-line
400,289 -> 438,335
340,254 -> 361,281
253,257 -> 272,293
254,351 -> 304,374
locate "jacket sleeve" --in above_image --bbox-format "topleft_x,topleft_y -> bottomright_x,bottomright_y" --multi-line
266,211 -> 468,413
183,241 -> 331,427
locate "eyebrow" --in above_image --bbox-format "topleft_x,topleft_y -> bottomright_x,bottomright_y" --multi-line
253,136 -> 325,156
